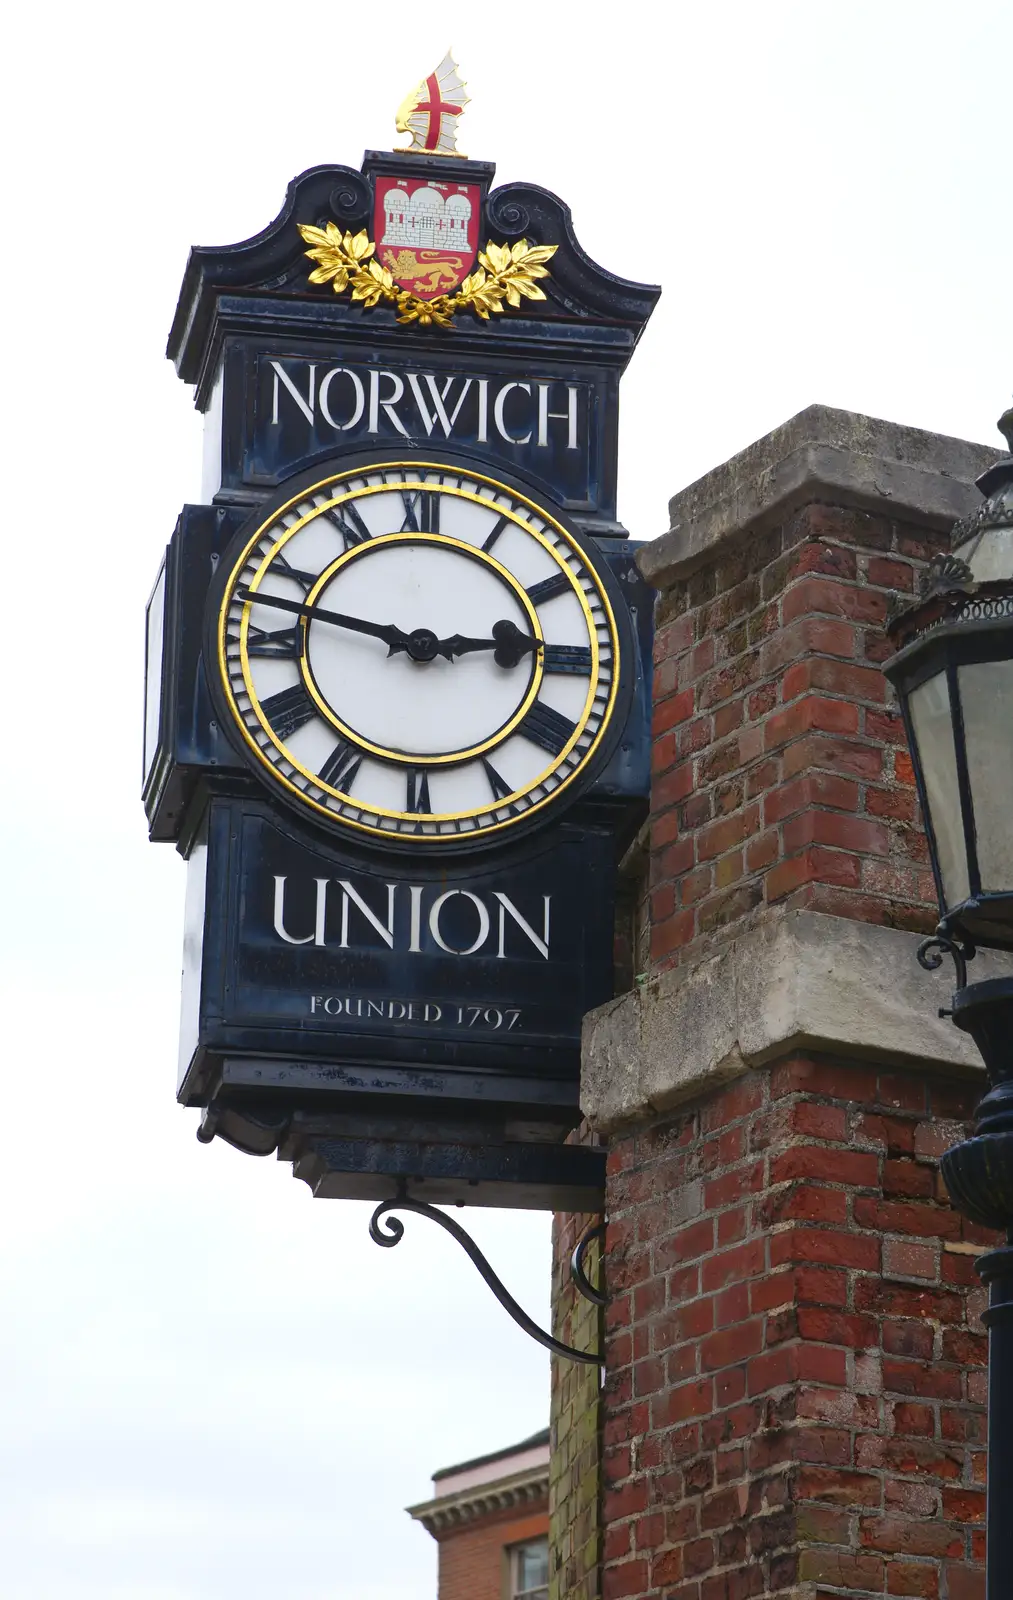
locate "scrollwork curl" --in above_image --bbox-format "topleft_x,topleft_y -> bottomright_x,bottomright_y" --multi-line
485,194 -> 531,237
328,175 -> 371,229
369,1203 -> 405,1248
917,930 -> 976,991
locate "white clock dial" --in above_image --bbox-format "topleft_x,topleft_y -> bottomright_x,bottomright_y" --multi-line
215,461 -> 621,842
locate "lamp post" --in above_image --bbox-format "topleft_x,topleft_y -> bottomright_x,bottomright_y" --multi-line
885,403 -> 1013,1600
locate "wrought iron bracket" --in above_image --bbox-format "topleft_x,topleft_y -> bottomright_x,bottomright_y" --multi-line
571,1220 -> 607,1306
917,925 -> 978,994
369,1181 -> 605,1365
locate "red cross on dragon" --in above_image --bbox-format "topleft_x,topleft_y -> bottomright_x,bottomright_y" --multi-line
396,52 -> 469,156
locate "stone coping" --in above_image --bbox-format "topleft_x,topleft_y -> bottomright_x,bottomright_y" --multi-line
637,405 -> 998,589
581,911 -> 1007,1133
406,1461 -> 549,1536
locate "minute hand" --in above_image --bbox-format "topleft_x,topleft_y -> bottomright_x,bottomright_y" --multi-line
237,586 -> 408,651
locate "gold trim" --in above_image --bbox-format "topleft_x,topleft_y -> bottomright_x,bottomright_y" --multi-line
294,532 -> 546,765
298,224 -> 557,329
217,463 -> 619,841
236,496 -> 591,802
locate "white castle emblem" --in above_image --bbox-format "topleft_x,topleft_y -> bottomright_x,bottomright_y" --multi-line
381,184 -> 473,251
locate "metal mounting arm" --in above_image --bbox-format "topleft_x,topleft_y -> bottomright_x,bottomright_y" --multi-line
369,1182 -> 604,1365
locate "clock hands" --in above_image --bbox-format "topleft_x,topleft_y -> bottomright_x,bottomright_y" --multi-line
437,619 -> 543,668
236,587 -> 410,654
239,588 -> 541,669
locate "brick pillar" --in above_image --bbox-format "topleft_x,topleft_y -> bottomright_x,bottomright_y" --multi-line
600,1061 -> 989,1600
645,415 -> 988,969
550,1205 -> 604,1600
570,408 -> 1013,1600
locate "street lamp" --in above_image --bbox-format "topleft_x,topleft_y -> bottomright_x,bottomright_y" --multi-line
885,404 -> 1013,1600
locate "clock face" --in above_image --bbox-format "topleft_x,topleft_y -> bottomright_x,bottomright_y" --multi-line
212,460 -> 623,844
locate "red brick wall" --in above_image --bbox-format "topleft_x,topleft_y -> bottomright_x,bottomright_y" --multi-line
438,1504 -> 548,1600
551,1204 -> 605,1600
601,1057 -> 993,1600
649,506 -> 946,971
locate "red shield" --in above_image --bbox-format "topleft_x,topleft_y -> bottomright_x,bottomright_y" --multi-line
373,176 -> 481,301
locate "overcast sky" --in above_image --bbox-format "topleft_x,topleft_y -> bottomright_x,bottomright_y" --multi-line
1,3 -> 1011,1597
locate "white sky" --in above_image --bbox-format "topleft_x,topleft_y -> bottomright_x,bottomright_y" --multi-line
1,3 -> 1011,1597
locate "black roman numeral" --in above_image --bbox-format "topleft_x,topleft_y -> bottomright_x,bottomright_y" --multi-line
320,500 -> 372,547
246,624 -> 301,660
400,490 -> 440,533
481,514 -> 511,553
319,738 -> 361,791
260,684 -> 317,740
270,551 -> 319,592
406,768 -> 432,813
482,758 -> 513,801
526,572 -> 571,606
519,701 -> 578,757
419,492 -> 440,533
543,643 -> 593,675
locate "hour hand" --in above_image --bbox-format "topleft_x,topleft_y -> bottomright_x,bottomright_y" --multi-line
439,619 -> 543,668
237,586 -> 409,652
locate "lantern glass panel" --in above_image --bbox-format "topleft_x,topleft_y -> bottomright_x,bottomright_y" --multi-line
959,659 -> 1013,890
909,671 -> 969,909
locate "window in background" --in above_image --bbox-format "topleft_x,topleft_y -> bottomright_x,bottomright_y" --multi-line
511,1537 -> 549,1600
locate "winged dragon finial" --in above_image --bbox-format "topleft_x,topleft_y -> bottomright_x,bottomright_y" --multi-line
395,52 -> 469,157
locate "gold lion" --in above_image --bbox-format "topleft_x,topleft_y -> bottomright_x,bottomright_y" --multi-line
381,249 -> 464,291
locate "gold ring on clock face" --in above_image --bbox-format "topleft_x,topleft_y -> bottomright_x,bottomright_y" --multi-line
215,461 -> 621,843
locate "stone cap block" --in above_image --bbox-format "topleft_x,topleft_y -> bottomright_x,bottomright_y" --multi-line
581,910 -> 1009,1133
638,405 -> 998,589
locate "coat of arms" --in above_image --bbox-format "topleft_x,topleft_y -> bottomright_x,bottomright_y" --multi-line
297,56 -> 556,329
372,177 -> 480,301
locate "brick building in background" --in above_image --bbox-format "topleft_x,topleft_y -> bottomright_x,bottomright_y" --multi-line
409,1429 -> 550,1600
549,407 -> 1009,1600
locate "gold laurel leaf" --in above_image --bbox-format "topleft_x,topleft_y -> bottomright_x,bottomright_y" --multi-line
308,265 -> 348,290
301,224 -> 555,328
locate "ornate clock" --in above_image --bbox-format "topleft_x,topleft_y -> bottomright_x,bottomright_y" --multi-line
208,455 -> 630,846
